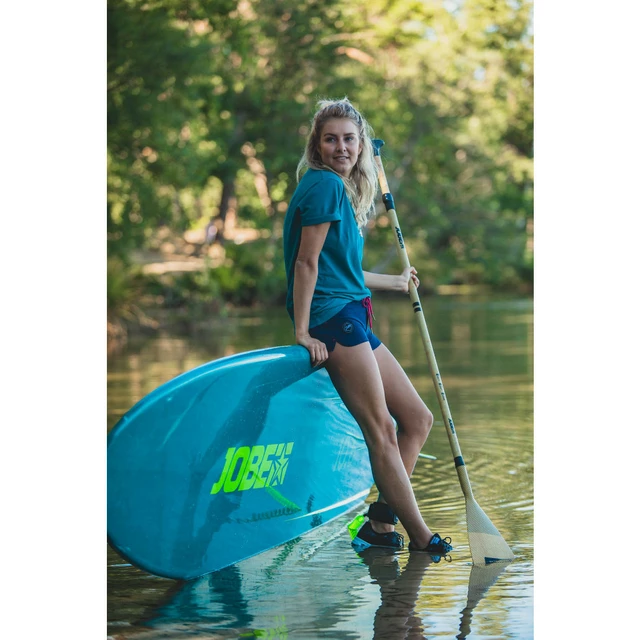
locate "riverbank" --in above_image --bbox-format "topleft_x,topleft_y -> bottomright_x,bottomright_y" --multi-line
108,225 -> 532,354
107,283 -> 532,358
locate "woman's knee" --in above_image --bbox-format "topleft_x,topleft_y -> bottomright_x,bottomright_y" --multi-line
423,406 -> 434,437
364,413 -> 400,452
399,404 -> 433,443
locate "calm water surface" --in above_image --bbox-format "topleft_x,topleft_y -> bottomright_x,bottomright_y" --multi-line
107,295 -> 533,639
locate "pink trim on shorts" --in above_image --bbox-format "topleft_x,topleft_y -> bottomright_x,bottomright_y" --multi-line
362,296 -> 375,330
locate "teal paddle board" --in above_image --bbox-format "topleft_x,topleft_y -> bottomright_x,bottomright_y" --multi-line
107,345 -> 374,580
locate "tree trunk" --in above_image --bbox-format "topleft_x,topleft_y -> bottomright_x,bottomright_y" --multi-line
207,178 -> 237,244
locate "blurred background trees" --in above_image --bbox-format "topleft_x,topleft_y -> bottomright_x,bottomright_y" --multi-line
107,0 -> 533,326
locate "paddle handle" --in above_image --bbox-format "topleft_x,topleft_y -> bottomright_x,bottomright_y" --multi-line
372,141 -> 474,499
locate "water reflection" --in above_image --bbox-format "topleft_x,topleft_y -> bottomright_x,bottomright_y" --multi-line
109,527 -> 511,640
359,548 -> 439,639
456,562 -> 511,639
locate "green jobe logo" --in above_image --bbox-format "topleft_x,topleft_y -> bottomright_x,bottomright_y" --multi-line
211,442 -> 294,495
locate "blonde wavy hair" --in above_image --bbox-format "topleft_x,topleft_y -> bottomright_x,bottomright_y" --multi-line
296,98 -> 378,228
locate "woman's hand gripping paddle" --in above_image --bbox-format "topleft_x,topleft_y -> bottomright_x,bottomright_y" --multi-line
371,138 -> 514,566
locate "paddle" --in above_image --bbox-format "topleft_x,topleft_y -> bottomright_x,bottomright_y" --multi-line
371,138 -> 515,565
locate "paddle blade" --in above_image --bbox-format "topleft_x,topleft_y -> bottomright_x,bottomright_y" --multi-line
466,498 -> 515,565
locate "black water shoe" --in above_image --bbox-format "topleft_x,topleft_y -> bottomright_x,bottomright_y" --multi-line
352,520 -> 405,551
408,533 -> 453,555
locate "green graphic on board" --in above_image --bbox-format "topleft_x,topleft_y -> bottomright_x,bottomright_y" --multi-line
211,442 -> 295,494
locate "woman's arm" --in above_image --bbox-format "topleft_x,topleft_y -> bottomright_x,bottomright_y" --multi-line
364,267 -> 419,293
293,222 -> 332,366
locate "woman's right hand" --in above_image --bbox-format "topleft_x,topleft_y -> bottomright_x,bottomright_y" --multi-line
296,333 -> 329,367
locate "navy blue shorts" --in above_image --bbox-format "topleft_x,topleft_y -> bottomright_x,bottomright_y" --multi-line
309,298 -> 382,353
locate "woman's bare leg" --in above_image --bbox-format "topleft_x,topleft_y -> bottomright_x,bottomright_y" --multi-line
324,341 -> 434,548
370,343 -> 434,533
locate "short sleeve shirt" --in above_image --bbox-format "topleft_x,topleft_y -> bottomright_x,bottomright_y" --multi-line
283,169 -> 371,329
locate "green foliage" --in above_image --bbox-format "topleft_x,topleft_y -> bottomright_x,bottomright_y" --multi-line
106,255 -> 158,330
107,256 -> 139,311
108,0 -> 533,321
206,240 -> 287,305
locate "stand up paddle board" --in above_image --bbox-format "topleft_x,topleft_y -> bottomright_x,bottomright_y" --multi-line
107,345 -> 374,580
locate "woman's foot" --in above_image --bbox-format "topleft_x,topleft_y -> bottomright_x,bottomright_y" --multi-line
351,502 -> 405,550
369,519 -> 395,534
408,533 -> 453,555
352,521 -> 404,550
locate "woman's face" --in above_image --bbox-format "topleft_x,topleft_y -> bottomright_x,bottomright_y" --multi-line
318,118 -> 362,177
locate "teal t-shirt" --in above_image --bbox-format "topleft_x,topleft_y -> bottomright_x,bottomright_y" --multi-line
283,169 -> 371,329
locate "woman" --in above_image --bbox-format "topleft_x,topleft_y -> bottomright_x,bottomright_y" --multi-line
283,98 -> 452,556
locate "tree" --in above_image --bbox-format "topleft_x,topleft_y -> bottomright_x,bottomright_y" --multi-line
107,0 -> 533,310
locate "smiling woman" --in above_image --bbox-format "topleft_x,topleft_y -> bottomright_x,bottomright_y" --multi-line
318,118 -> 362,177
282,98 -> 453,558
294,98 -> 378,228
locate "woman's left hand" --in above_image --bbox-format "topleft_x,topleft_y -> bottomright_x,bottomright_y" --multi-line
400,266 -> 419,293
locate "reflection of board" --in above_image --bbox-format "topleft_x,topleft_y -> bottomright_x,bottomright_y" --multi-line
137,512 -> 380,635
107,345 -> 374,580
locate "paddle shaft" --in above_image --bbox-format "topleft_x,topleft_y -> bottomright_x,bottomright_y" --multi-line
371,140 -> 474,500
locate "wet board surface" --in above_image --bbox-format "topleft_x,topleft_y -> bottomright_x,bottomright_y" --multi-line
107,345 -> 374,580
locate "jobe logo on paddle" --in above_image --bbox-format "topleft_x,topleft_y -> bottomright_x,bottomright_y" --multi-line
210,442 -> 294,494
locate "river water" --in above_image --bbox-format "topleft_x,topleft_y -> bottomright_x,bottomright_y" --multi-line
107,295 -> 533,639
